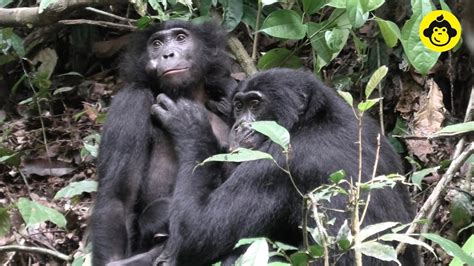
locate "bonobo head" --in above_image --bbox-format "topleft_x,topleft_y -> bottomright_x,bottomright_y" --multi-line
229,68 -> 327,151
120,20 -> 231,99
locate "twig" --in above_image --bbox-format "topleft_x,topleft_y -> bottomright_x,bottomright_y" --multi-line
308,194 -> 330,266
228,35 -> 258,76
360,134 -> 381,224
376,42 -> 385,134
397,143 -> 474,253
0,0 -> 122,27
251,0 -> 262,61
58,19 -> 136,31
453,86 -> 474,158
353,113 -> 364,266
85,7 -> 136,22
0,245 -> 71,261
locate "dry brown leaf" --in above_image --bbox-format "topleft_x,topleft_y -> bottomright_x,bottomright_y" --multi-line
406,79 -> 446,163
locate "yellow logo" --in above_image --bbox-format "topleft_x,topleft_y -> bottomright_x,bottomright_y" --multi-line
419,10 -> 462,52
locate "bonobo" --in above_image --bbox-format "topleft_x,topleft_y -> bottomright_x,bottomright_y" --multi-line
90,20 -> 235,265
152,68 -> 419,265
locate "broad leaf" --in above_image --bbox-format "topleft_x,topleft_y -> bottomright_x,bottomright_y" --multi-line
0,207 -> 11,237
365,66 -> 388,98
431,122 -> 474,138
336,220 -> 352,251
347,0 -> 369,28
400,0 -> 439,75
356,241 -> 399,263
410,166 -> 439,188
359,222 -> 399,241
380,233 -> 435,256
54,180 -> 98,199
302,0 -> 325,15
220,0 -> 243,32
450,235 -> 474,266
329,170 -> 346,184
366,0 -> 385,11
260,10 -> 307,40
257,48 -> 303,70
17,198 -> 67,228
235,237 -> 264,248
236,238 -> 269,266
423,233 -> 474,265
338,91 -> 354,106
0,0 -> 13,8
251,121 -> 290,151
199,148 -> 274,165
375,18 -> 401,48
358,98 -> 382,112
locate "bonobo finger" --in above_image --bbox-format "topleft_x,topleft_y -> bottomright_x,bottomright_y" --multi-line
156,93 -> 176,112
151,104 -> 171,124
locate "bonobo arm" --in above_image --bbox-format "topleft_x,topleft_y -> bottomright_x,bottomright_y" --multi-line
91,87 -> 154,265
152,95 -> 292,265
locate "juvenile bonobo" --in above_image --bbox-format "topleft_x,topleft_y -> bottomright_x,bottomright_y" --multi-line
90,20 -> 235,266
151,68 -> 419,265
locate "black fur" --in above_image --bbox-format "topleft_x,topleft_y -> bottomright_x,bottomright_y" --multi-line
90,20 -> 235,265
153,68 -> 419,265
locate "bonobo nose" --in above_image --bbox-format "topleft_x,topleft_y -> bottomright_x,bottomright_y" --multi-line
162,52 -> 175,59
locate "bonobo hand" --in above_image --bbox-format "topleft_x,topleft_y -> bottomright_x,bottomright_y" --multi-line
151,94 -> 211,139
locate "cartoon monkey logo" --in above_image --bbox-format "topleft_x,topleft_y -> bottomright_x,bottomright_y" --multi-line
423,15 -> 457,46
419,10 -> 462,52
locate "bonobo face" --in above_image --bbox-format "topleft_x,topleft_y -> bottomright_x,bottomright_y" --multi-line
145,28 -> 202,90
229,90 -> 272,151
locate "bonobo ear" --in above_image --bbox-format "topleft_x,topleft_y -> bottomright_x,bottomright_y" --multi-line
296,91 -> 309,117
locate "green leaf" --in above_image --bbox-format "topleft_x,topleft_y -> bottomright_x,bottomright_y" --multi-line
365,65 -> 388,98
337,91 -> 354,107
0,207 -> 11,237
262,0 -> 279,6
431,122 -> 474,138
325,28 -> 350,51
260,10 -> 307,40
380,233 -> 435,256
359,222 -> 399,241
450,235 -> 474,266
38,0 -> 59,14
449,192 -> 472,229
53,87 -> 74,95
309,243 -> 324,257
329,170 -> 346,184
54,180 -> 98,200
267,262 -> 290,266
136,16 -> 153,30
346,0 -> 369,28
130,0 -> 147,16
273,241 -> 298,251
336,220 -> 352,251
400,0 -> 439,75
375,18 -> 401,48
17,198 -> 67,228
0,147 -> 20,167
220,0 -> 243,32
410,166 -> 439,188
257,48 -> 303,70
326,0 -> 345,8
251,121 -> 290,151
423,233 -> 474,265
357,98 -> 382,112
235,237 -> 264,248
366,0 -> 385,11
0,28 -> 25,57
308,23 -> 349,70
199,148 -> 274,165
149,0 -> 164,11
236,238 -> 269,266
302,0 -> 325,15
290,252 -> 311,266
356,241 -> 399,263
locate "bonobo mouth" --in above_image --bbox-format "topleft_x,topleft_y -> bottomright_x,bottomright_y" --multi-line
230,131 -> 256,151
161,67 -> 189,77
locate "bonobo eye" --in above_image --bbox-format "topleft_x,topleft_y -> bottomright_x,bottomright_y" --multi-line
176,34 -> 186,42
250,99 -> 260,109
152,39 -> 163,48
234,101 -> 243,112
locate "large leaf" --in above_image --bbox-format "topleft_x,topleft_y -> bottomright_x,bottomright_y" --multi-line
308,23 -> 350,71
0,0 -> 14,7
356,241 -> 399,263
359,222 -> 399,241
0,147 -> 20,167
423,233 -> 474,265
358,98 -> 382,112
54,180 -> 98,199
257,48 -> 303,70
375,18 -> 401,48
450,235 -> 474,266
220,0 -> 243,32
410,166 -> 439,188
431,122 -> 474,138
17,198 -> 67,228
302,0 -> 325,15
236,238 -> 269,266
365,65 -> 388,98
338,91 -> 354,106
199,148 -> 274,165
366,0 -> 385,11
0,207 -> 11,237
400,0 -> 439,75
260,10 -> 307,40
251,121 -> 290,151
380,233 -> 435,256
346,0 -> 369,28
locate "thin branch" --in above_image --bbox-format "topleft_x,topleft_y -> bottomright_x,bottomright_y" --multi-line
58,19 -> 136,31
397,143 -> 474,253
228,35 -> 258,76
360,134 -> 381,224
85,7 -> 136,22
0,0 -> 122,27
0,245 -> 72,262
251,0 -> 262,61
376,41 -> 385,134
